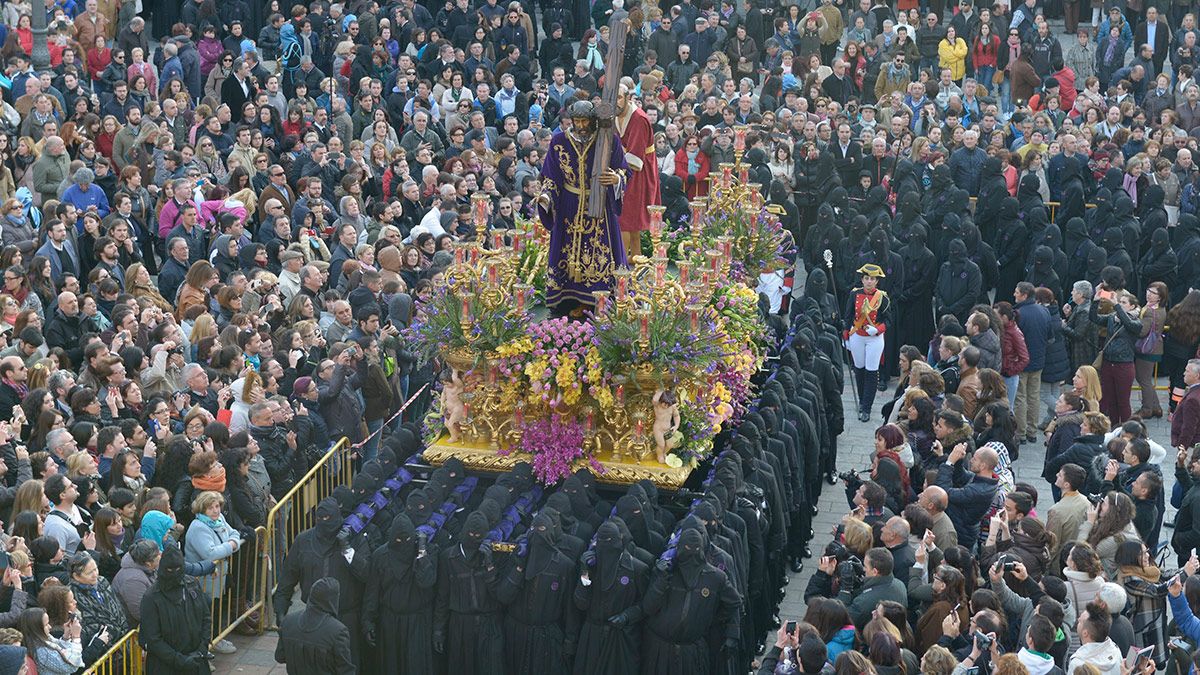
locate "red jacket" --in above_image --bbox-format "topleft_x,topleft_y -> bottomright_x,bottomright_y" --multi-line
675,148 -> 711,200
1000,322 -> 1030,377
1173,385 -> 1200,448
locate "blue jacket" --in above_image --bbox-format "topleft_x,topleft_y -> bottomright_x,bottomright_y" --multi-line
35,239 -> 79,283
826,627 -> 856,663
935,460 -> 1000,548
949,145 -> 988,196
1015,298 -> 1051,371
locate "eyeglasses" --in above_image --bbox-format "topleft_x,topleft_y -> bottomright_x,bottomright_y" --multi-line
271,171 -> 284,177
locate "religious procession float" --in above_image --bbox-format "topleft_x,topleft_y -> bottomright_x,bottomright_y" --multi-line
409,129 -> 792,489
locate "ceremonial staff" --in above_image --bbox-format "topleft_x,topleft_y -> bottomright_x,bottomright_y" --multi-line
823,249 -> 859,414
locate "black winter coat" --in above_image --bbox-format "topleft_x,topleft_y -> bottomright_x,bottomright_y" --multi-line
275,577 -> 356,675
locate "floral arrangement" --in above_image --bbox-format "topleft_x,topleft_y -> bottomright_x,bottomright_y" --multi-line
405,284 -> 530,366
710,283 -> 771,359
700,207 -> 795,281
590,300 -> 728,379
671,399 -> 716,469
513,215 -> 549,299
495,317 -> 607,412
508,415 -> 601,485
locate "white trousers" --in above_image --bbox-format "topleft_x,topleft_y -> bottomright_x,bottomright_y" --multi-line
847,333 -> 884,371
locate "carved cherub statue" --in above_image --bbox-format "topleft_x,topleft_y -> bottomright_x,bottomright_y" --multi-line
441,369 -> 466,442
651,388 -> 680,464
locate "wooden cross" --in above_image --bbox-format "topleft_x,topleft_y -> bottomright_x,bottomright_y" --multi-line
586,16 -> 630,219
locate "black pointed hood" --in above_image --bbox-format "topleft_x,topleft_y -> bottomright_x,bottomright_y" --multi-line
300,577 -> 340,630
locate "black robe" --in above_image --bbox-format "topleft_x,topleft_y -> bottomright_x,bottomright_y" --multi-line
935,238 -> 982,324
995,196 -> 1030,300
497,511 -> 579,675
140,546 -> 213,675
434,543 -> 506,673
363,516 -> 437,675
962,223 -> 999,303
974,156 -> 1009,243
639,532 -> 742,675
275,577 -> 356,675
892,225 -> 937,362
573,523 -> 650,675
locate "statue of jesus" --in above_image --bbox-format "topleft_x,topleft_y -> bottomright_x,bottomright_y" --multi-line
536,101 -> 629,313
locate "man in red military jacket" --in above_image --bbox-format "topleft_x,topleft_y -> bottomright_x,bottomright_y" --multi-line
616,83 -> 660,257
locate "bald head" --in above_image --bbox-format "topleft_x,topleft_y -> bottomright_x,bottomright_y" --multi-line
881,516 -> 910,546
974,447 -> 1000,473
57,291 -> 78,317
920,486 -> 948,513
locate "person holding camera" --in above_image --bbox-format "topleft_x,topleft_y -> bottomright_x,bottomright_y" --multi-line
833,546 -> 906,629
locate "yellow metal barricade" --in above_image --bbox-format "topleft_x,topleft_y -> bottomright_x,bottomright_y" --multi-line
83,628 -> 142,675
203,524 -> 271,642
260,437 -> 355,631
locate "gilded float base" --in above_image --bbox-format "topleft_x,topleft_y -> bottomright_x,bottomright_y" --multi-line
422,434 -> 694,489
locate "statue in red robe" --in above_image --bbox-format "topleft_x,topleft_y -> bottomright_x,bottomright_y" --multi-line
615,84 -> 660,257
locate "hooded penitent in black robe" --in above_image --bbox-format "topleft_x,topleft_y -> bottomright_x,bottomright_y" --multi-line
974,157 -> 1008,242
275,577 -> 356,675
995,196 -> 1030,301
573,519 -> 650,675
1026,245 -> 1061,298
1028,223 -> 1068,299
893,223 -> 937,360
498,508 -> 579,675
1139,227 -> 1178,294
140,546 -> 213,675
935,238 -> 982,324
1111,195 -> 1143,266
272,497 -> 370,669
802,203 -> 844,273
1087,187 -> 1115,240
922,164 -> 957,235
794,267 -> 840,332
1085,248 -> 1109,286
1138,185 -> 1168,258
890,159 -> 921,202
891,191 -> 929,245
1063,217 -> 1097,285
434,511 -> 506,674
1174,215 -> 1200,303
639,529 -> 742,675
962,223 -> 999,303
1017,173 -> 1050,234
837,215 -> 873,294
363,515 -> 436,675
1102,226 -> 1135,291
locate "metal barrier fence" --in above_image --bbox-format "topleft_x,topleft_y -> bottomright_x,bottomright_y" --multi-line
209,524 -> 271,643
83,628 -> 141,675
261,437 -> 357,630
84,438 -> 354,671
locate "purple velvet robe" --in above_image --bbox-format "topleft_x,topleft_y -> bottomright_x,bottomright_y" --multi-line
537,129 -> 629,308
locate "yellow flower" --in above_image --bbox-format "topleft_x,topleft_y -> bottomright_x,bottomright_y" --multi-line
496,337 -> 534,359
594,387 -> 614,409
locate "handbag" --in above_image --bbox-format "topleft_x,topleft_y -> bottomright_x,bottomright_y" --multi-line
1135,311 -> 1163,354
992,70 -> 1005,85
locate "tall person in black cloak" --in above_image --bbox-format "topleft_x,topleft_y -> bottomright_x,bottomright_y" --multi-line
640,528 -> 742,675
974,157 -> 1009,243
434,510 -> 505,673
1063,217 -> 1098,284
140,545 -> 213,675
891,192 -> 928,244
893,223 -> 936,367
362,515 -> 436,675
1174,215 -> 1200,303
573,519 -> 650,675
935,239 -> 983,325
272,497 -> 371,671
498,508 -> 579,675
801,206 -> 849,277
962,223 -> 999,305
275,577 -> 356,674
1139,228 -> 1178,294
995,197 -> 1030,302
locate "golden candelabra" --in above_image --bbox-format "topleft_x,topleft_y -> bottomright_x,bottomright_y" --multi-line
426,136 -> 771,486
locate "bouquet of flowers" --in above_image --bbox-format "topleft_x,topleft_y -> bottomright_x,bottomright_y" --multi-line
591,300 -> 729,380
405,285 -> 530,366
514,416 -> 596,485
